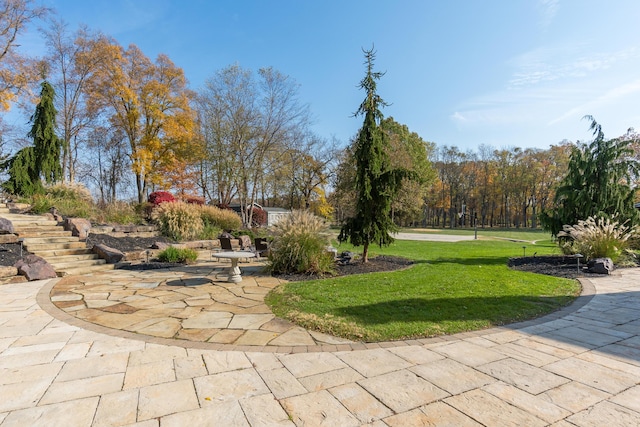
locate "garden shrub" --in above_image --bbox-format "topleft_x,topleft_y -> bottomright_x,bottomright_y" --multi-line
250,206 -> 267,227
157,246 -> 198,264
148,191 -> 175,205
559,216 -> 633,262
267,209 -> 335,275
184,195 -> 204,205
151,201 -> 203,240
232,228 -> 256,240
200,224 -> 222,240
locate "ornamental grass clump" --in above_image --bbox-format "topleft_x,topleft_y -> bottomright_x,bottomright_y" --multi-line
198,205 -> 242,231
151,201 -> 203,241
93,201 -> 143,225
268,210 -> 335,275
558,216 -> 633,262
157,246 -> 198,264
28,182 -> 94,217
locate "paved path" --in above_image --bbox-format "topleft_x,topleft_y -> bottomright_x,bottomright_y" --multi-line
393,232 -> 476,242
1,267 -> 640,426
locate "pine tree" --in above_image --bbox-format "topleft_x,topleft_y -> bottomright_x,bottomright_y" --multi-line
338,48 -> 407,262
540,116 -> 639,235
29,80 -> 62,184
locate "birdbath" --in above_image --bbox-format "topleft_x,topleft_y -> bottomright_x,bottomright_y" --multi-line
212,251 -> 256,283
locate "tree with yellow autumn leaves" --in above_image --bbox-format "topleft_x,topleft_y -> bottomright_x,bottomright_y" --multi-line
85,42 -> 199,203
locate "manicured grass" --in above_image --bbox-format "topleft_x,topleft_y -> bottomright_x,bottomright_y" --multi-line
400,227 -> 553,243
265,239 -> 580,342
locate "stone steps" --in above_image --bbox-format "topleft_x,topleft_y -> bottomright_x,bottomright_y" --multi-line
49,258 -> 108,270
30,248 -> 94,257
21,236 -> 80,244
14,230 -> 73,238
48,253 -> 103,263
0,204 -> 117,277
24,242 -> 88,252
56,263 -> 115,277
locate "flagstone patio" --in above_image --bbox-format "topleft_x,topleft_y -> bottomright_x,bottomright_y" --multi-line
42,259 -> 355,350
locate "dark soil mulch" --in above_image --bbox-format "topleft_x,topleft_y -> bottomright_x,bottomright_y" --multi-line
0,242 -> 26,267
274,255 -> 415,282
87,233 -> 177,253
508,255 -> 626,279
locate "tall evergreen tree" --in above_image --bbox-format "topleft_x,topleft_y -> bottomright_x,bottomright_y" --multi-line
540,116 -> 639,235
1,81 -> 62,196
29,80 -> 62,184
338,48 -> 407,262
0,146 -> 40,196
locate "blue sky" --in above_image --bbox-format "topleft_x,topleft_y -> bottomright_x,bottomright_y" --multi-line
12,0 -> 640,151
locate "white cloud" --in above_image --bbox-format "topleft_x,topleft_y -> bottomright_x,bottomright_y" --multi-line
508,46 -> 638,89
548,79 -> 640,125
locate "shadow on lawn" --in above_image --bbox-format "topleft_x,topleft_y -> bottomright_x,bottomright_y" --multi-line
335,288 -> 640,364
425,256 -> 511,267
334,295 -> 575,326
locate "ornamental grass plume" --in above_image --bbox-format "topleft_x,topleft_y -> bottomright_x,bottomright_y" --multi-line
558,216 -> 633,262
268,209 -> 335,275
197,204 -> 242,231
151,201 -> 203,241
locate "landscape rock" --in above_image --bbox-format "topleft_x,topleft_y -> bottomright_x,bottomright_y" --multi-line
151,241 -> 170,250
93,244 -> 124,264
65,218 -> 92,240
239,235 -> 252,250
0,217 -> 14,234
48,207 -> 63,222
15,255 -> 57,281
337,251 -> 357,265
587,257 -> 614,274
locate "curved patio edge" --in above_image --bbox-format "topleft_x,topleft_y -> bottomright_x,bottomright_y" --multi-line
36,274 -> 596,354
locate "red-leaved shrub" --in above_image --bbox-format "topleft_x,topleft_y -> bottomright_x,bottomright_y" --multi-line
184,195 -> 204,205
250,207 -> 267,227
148,191 -> 175,206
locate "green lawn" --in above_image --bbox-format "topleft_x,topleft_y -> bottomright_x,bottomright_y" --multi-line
265,238 -> 580,342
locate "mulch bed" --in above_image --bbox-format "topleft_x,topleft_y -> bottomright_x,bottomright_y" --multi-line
508,255 -> 622,279
273,255 -> 414,282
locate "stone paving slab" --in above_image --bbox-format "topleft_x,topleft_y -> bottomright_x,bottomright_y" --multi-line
1,268 -> 640,425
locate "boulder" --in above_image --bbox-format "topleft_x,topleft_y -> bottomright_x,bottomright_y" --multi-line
64,218 -> 92,240
239,235 -> 252,250
151,241 -> 170,250
587,257 -> 614,274
15,255 -> 57,281
93,244 -> 124,264
0,217 -> 14,234
48,207 -> 63,222
337,251 -> 357,265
